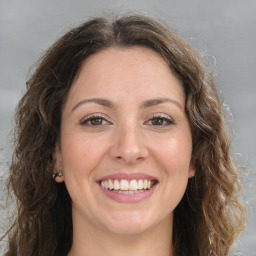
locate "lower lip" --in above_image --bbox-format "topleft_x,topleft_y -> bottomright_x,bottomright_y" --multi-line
98,184 -> 157,203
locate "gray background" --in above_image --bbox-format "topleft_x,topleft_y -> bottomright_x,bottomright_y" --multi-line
0,0 -> 255,255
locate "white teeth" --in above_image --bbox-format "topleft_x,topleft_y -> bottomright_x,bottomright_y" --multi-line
143,180 -> 148,189
113,179 -> 120,190
120,180 -> 129,190
129,180 -> 138,190
108,179 -> 114,190
100,179 -> 155,191
138,180 -> 144,189
117,190 -> 144,194
103,180 -> 108,189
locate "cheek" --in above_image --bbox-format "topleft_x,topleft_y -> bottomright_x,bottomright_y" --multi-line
61,133 -> 107,177
155,137 -> 192,210
155,135 -> 192,174
60,133 -> 108,208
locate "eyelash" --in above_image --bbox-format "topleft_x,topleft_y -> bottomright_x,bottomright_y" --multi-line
145,115 -> 174,126
80,114 -> 110,126
80,114 -> 175,127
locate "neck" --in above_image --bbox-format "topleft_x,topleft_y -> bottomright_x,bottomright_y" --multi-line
68,213 -> 173,256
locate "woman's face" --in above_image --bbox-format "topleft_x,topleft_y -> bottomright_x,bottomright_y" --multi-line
55,47 -> 194,235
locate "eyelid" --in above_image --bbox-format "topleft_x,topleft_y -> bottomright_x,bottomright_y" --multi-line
79,113 -> 112,125
144,113 -> 175,126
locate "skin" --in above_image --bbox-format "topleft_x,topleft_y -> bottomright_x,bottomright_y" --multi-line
54,46 -> 195,256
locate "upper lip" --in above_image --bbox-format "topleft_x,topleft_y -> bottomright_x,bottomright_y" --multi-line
97,172 -> 158,182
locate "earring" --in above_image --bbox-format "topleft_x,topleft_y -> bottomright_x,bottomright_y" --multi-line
52,172 -> 63,181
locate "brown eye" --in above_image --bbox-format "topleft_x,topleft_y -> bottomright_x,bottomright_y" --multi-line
90,117 -> 103,125
151,117 -> 164,125
80,115 -> 110,126
149,116 -> 174,126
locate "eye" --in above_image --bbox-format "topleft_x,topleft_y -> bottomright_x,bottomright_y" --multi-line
80,114 -> 111,126
146,115 -> 174,126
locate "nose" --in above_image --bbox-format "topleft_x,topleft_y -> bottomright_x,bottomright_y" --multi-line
108,124 -> 149,164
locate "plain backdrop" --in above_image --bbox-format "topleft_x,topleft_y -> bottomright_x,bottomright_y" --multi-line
0,0 -> 255,255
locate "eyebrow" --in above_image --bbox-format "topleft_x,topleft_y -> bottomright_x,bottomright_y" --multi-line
140,97 -> 183,111
72,97 -> 183,112
72,98 -> 115,111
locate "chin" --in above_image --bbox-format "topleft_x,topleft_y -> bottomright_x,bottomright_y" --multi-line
108,223 -> 149,236
103,211 -> 154,235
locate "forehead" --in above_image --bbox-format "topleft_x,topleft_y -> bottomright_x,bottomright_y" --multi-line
66,46 -> 185,108
77,46 -> 172,79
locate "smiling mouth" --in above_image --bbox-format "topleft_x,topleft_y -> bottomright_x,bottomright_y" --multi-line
100,179 -> 158,194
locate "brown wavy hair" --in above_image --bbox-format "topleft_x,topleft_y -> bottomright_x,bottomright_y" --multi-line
1,14 -> 246,256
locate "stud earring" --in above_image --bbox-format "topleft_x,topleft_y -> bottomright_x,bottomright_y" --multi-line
52,172 -> 63,181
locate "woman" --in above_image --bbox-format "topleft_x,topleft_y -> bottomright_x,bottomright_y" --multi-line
1,14 -> 246,256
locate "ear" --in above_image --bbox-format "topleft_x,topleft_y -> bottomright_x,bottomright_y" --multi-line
52,144 -> 64,183
188,162 -> 195,178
